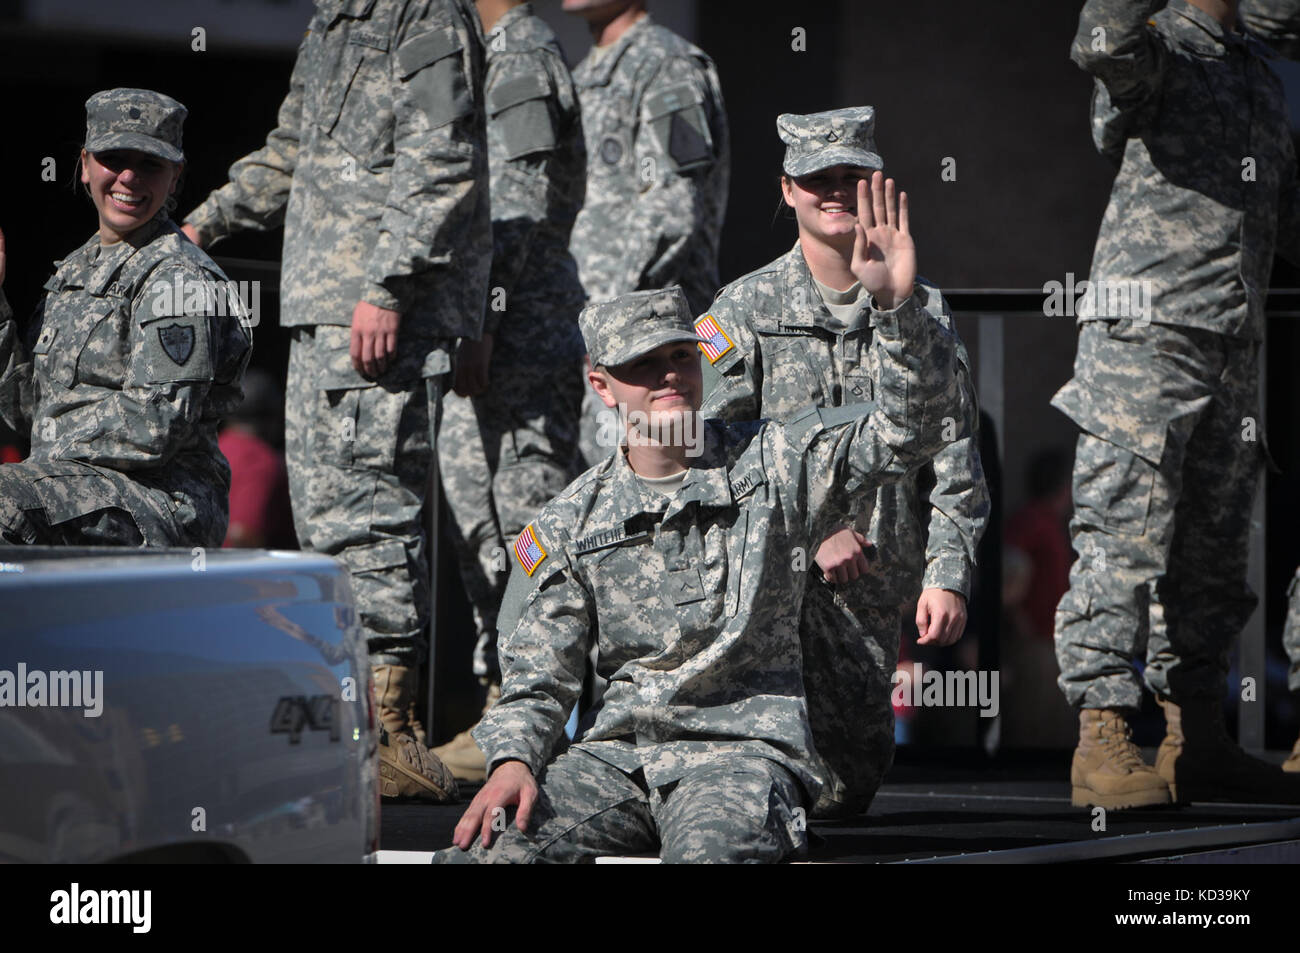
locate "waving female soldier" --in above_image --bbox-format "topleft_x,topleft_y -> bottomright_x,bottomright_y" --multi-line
699,108 -> 988,818
0,89 -> 251,547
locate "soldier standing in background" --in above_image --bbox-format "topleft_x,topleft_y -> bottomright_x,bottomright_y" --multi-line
182,0 -> 491,803
0,90 -> 250,549
700,109 -> 988,818
1053,0 -> 1300,808
432,0 -> 587,782
563,0 -> 729,469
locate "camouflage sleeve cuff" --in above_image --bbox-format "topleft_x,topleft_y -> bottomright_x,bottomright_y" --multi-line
362,282 -> 404,314
183,200 -> 230,250
923,555 -> 973,599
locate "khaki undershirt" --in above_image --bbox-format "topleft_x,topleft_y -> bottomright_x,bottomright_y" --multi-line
638,469 -> 688,498
812,276 -> 867,331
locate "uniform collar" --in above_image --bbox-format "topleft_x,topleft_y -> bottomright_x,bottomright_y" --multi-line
1165,0 -> 1247,56
777,241 -> 870,332
492,1 -> 532,36
57,216 -> 167,294
602,424 -> 736,525
576,13 -> 653,86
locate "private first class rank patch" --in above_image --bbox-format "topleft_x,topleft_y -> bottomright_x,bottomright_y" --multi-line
514,523 -> 548,576
695,314 -> 734,364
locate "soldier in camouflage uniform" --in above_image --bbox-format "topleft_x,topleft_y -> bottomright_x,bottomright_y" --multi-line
434,173 -> 965,864
0,89 -> 250,549
564,0 -> 729,469
1054,0 -> 1300,808
700,108 -> 988,818
431,0 -> 587,782
183,0 -> 491,802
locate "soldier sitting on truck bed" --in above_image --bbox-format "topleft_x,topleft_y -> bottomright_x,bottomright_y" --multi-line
0,89 -> 251,548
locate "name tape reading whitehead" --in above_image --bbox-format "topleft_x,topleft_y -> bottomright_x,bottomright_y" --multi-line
148,276 -> 261,328
0,663 -> 103,717
50,884 -> 151,933
891,663 -> 1000,718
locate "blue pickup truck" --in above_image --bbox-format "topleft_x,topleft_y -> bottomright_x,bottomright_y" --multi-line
0,546 -> 378,863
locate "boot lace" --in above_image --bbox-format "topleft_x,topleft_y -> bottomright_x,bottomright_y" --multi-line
1098,714 -> 1146,770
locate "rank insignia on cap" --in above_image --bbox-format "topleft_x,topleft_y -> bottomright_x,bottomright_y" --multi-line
695,315 -> 734,364
514,523 -> 548,576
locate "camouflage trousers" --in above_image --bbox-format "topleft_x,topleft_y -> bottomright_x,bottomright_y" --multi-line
436,336 -> 583,681
0,459 -> 183,546
432,747 -> 807,863
800,574 -> 904,818
285,326 -> 448,665
1285,566 -> 1300,693
1052,321 -> 1263,711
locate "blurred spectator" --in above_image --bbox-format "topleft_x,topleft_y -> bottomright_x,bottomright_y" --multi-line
219,367 -> 296,550
1004,448 -> 1072,640
1001,447 -> 1076,748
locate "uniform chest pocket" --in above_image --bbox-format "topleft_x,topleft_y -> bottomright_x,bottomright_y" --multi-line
319,30 -> 392,159
761,335 -> 826,410
34,304 -> 115,389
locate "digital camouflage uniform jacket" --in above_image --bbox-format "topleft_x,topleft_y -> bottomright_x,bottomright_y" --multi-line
1069,0 -> 1300,341
480,1 -> 584,351
473,296 -> 965,798
699,244 -> 987,606
186,0 -> 490,344
569,14 -> 729,316
0,218 -> 251,546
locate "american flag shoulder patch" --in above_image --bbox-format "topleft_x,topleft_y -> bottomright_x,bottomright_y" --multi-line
514,523 -> 548,576
695,314 -> 735,364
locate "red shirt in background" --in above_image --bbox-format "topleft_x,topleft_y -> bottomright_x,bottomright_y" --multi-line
1005,499 -> 1070,641
218,428 -> 297,549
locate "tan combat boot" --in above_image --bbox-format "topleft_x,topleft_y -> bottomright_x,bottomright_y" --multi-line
1071,708 -> 1171,809
373,664 -> 458,802
431,682 -> 500,783
1156,697 -> 1300,803
1284,735 -> 1300,774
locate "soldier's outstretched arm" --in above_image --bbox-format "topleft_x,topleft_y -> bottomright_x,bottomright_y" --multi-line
0,228 -> 34,436
183,31 -> 307,248
471,519 -> 594,783
1241,1 -> 1300,60
1072,0 -> 1166,106
771,175 -> 963,542
916,301 -> 989,602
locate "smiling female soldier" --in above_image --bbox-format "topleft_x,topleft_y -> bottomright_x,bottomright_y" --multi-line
0,89 -> 251,547
699,107 -> 989,818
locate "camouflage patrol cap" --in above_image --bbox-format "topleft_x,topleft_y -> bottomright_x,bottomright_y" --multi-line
580,287 -> 700,368
778,106 -> 883,177
84,88 -> 187,163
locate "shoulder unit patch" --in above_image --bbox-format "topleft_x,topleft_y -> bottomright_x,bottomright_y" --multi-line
695,314 -> 734,364
514,523 -> 548,576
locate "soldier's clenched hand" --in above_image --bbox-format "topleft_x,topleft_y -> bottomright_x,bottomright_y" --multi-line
815,526 -> 874,584
350,301 -> 402,378
452,758 -> 538,851
850,171 -> 915,311
916,588 -> 967,646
